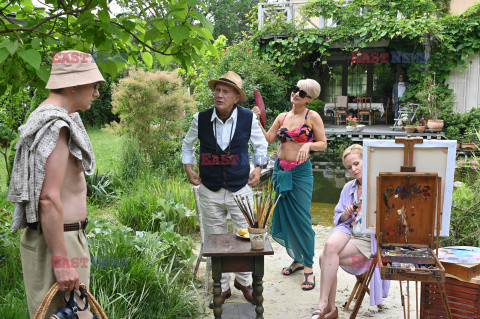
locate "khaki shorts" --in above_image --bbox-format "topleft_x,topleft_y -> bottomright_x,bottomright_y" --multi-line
350,235 -> 371,259
20,227 -> 90,318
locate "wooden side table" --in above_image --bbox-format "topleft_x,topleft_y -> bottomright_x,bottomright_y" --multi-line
203,234 -> 274,319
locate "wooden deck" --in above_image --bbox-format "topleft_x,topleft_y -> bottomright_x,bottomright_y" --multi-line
323,124 -> 445,141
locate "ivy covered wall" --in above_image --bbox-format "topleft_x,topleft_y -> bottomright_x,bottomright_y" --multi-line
245,0 -> 480,139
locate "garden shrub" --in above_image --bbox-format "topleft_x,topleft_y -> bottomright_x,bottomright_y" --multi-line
116,187 -> 198,235
85,170 -> 119,205
193,39 -> 290,116
0,88 -> 32,183
440,163 -> 480,247
153,170 -> 197,211
118,137 -> 146,184
311,134 -> 354,167
442,107 -> 480,141
109,69 -> 195,171
88,220 -> 201,318
0,200 -> 28,318
308,99 -> 325,120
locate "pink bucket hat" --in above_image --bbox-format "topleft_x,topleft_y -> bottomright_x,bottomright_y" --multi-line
45,50 -> 105,90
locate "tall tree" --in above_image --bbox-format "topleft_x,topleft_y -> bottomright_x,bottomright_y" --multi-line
203,0 -> 258,43
0,0 -> 216,94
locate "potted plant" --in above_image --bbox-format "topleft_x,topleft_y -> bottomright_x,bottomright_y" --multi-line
415,72 -> 444,132
346,116 -> 358,131
404,119 -> 415,133
415,118 -> 426,133
461,129 -> 479,151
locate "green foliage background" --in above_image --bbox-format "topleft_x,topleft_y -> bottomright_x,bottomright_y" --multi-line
192,38 -> 290,117
109,69 -> 195,170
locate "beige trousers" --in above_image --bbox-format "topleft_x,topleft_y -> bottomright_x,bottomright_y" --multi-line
20,227 -> 90,318
198,183 -> 252,291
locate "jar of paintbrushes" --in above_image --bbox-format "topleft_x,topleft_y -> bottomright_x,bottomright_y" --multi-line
234,193 -> 281,250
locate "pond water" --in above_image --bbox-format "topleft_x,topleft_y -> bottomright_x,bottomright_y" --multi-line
311,166 -> 352,227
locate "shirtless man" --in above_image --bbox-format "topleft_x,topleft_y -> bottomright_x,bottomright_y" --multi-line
8,50 -> 104,318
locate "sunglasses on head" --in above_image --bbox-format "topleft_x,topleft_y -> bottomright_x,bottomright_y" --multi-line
292,86 -> 311,99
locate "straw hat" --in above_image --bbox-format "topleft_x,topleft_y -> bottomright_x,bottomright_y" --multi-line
208,71 -> 246,103
45,50 -> 105,90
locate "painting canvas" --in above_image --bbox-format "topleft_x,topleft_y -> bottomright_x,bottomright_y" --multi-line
358,139 -> 456,236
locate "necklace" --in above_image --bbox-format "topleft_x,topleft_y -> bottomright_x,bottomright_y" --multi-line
213,116 -> 235,165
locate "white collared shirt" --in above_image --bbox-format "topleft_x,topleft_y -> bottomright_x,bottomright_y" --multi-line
398,82 -> 406,98
181,107 -> 268,165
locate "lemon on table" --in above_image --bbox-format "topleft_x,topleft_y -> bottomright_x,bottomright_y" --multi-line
237,228 -> 250,238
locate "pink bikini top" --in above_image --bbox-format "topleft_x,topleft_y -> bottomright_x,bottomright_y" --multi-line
276,110 -> 315,144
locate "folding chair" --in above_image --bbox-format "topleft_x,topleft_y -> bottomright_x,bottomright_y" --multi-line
344,272 -> 371,311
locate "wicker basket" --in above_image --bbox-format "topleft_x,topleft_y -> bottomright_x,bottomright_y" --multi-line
34,282 -> 108,319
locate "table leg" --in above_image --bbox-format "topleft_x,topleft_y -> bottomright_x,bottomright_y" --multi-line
212,257 -> 223,318
253,256 -> 264,319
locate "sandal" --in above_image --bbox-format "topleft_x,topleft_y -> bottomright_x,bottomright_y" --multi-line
302,272 -> 315,290
282,261 -> 304,275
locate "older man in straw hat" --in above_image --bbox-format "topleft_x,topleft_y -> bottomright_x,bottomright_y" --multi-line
182,71 -> 268,308
8,50 -> 104,318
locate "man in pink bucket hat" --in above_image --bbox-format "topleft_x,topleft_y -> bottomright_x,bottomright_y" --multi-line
8,50 -> 105,318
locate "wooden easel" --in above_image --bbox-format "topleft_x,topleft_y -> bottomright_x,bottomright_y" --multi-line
348,137 -> 453,319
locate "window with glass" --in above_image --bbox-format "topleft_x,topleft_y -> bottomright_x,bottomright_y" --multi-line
347,64 -> 368,97
323,65 -> 343,103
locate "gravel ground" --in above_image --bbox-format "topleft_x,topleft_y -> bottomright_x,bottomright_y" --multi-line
195,225 -> 419,319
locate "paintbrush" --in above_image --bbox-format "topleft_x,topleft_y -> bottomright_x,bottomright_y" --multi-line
234,196 -> 254,227
245,196 -> 257,227
262,194 -> 281,228
235,195 -> 254,227
260,192 -> 271,229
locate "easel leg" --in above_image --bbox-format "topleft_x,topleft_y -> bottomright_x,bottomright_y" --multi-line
400,281 -> 406,319
349,260 -> 376,319
415,282 -> 419,319
407,281 -> 410,319
437,283 -> 453,319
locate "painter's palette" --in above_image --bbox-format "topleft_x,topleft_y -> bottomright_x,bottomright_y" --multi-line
439,246 -> 480,264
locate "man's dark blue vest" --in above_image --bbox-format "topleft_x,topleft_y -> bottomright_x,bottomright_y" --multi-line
198,106 -> 252,192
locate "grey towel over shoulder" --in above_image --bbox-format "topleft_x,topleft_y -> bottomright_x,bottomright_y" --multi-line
7,104 -> 95,233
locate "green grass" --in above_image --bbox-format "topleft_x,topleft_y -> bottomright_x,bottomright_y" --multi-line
87,128 -> 125,175
0,128 -> 123,193
0,153 -> 9,193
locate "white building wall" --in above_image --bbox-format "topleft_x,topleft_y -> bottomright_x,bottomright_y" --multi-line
446,54 -> 480,113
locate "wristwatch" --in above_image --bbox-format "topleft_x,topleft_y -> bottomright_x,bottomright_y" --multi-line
254,164 -> 265,169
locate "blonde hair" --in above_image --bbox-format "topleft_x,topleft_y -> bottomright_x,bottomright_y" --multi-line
297,79 -> 321,99
342,144 -> 363,167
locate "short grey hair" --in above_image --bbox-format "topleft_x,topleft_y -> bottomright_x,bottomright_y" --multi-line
297,79 -> 321,99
